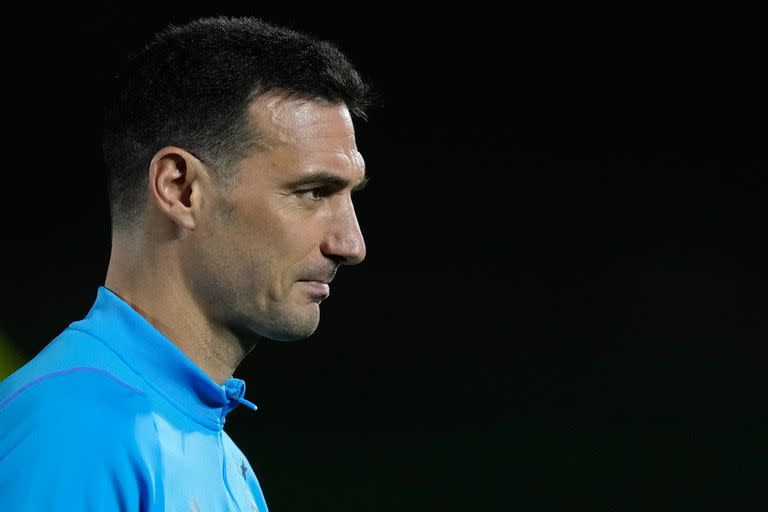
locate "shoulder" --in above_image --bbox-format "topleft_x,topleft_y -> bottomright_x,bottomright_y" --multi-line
0,327 -> 158,467
1,361 -> 156,454
1,325 -> 146,405
0,356 -> 162,510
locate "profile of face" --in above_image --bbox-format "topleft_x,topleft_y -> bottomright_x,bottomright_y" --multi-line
183,92 -> 368,342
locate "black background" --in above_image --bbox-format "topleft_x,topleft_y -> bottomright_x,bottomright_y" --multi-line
1,2 -> 766,510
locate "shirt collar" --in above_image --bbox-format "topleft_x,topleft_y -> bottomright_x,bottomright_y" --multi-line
68,286 -> 257,430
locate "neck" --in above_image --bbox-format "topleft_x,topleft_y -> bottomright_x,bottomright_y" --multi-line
105,235 -> 247,385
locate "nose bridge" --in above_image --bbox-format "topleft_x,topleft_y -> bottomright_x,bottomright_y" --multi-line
324,196 -> 366,265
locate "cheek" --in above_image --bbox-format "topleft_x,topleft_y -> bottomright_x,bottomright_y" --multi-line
263,207 -> 321,254
213,201 -> 322,287
229,221 -> 295,289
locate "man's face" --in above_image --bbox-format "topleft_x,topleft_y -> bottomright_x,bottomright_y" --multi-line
184,93 -> 367,342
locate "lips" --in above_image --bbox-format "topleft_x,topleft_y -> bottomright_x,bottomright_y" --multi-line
299,280 -> 331,299
302,278 -> 331,285
297,267 -> 336,300
300,269 -> 336,285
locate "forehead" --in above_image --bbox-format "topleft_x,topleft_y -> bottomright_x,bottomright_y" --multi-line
241,93 -> 365,182
249,93 -> 356,149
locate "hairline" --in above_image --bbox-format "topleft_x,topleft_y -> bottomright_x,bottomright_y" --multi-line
110,92 -> 355,235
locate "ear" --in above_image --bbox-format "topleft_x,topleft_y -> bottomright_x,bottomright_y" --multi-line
148,147 -> 210,231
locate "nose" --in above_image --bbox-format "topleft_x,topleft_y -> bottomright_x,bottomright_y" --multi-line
321,201 -> 366,266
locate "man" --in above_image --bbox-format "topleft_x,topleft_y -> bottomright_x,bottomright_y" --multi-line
0,15 -> 372,511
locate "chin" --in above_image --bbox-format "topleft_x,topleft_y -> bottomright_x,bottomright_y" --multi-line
263,308 -> 320,342
268,326 -> 318,342
229,302 -> 319,343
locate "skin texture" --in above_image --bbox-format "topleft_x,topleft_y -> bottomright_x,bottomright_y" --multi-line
105,92 -> 367,384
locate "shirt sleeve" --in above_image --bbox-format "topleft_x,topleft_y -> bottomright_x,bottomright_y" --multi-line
0,369 -> 162,511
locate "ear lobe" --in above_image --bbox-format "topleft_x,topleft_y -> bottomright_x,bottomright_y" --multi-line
149,147 -> 202,231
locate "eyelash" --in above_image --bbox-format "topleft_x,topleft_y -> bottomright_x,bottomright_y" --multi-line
297,188 -> 328,200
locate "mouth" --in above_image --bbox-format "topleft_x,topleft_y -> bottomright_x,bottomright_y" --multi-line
298,280 -> 330,300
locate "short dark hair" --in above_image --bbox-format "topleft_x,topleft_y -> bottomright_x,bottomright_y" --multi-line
102,16 -> 372,231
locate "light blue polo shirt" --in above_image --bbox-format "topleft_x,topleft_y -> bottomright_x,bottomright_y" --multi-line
0,286 -> 269,511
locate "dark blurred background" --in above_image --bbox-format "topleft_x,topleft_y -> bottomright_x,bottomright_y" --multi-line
1,2 -> 766,510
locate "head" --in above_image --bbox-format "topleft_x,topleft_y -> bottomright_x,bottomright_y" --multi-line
102,16 -> 372,342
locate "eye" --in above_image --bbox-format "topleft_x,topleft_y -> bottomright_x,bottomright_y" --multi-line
296,187 -> 327,200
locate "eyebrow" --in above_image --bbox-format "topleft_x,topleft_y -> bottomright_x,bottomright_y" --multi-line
288,171 -> 369,192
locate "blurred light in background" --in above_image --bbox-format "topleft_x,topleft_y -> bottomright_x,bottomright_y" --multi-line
0,328 -> 26,380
